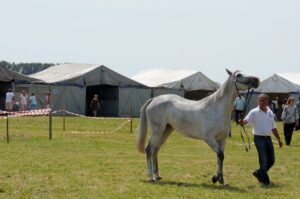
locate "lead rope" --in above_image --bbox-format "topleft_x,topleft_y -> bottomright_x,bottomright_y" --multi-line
235,82 -> 254,152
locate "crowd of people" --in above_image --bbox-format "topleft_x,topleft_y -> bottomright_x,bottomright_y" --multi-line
4,89 -> 51,112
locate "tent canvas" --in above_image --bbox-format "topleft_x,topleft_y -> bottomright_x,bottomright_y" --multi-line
131,68 -> 219,91
277,73 -> 300,87
22,64 -> 150,116
131,68 -> 219,100
254,74 -> 300,93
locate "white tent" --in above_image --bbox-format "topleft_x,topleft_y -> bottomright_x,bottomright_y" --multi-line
247,74 -> 300,116
132,69 -> 219,99
17,64 -> 150,117
254,74 -> 300,93
277,73 -> 300,86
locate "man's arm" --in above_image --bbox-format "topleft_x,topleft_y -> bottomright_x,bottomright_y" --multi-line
272,128 -> 283,148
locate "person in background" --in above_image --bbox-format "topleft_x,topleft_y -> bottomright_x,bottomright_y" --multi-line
30,93 -> 37,110
19,90 -> 28,111
5,89 -> 15,112
296,96 -> 300,131
45,92 -> 52,109
233,93 -> 245,125
282,99 -> 287,109
281,97 -> 299,146
271,97 -> 279,120
90,94 -> 101,117
240,94 -> 283,186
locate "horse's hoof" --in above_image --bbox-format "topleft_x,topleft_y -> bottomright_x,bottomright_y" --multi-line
212,175 -> 220,184
155,176 -> 162,181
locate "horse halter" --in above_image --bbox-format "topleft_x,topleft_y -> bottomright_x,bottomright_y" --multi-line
233,73 -> 254,152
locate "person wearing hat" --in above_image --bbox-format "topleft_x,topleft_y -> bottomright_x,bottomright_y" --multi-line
90,94 -> 101,117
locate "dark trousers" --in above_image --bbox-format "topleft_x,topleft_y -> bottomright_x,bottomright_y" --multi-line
254,135 -> 275,184
283,123 -> 295,145
296,119 -> 300,131
235,110 -> 243,125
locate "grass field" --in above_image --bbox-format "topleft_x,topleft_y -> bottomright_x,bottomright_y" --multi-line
1,116 -> 300,199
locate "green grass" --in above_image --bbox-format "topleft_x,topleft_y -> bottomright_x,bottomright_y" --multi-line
1,116 -> 300,198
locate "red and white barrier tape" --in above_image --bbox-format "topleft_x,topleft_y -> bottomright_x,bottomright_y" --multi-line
70,119 -> 131,134
0,109 -> 51,118
53,110 -> 130,120
0,109 -> 131,120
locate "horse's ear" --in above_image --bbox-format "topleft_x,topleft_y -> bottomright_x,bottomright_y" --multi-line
226,68 -> 232,76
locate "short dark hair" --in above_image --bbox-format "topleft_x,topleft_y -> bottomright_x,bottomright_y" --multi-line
258,93 -> 269,100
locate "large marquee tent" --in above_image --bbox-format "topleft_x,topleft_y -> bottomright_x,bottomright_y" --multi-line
131,69 -> 219,100
16,64 -> 150,117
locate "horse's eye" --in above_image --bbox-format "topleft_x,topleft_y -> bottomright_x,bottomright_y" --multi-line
236,74 -> 242,78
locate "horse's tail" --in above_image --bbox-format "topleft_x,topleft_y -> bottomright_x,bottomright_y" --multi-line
137,98 -> 153,153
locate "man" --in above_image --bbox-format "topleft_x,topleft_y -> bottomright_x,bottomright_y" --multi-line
5,89 -> 15,112
296,96 -> 300,131
90,94 -> 101,117
233,93 -> 245,125
240,94 -> 283,185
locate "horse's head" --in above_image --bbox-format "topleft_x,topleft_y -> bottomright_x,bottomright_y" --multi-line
226,68 -> 260,90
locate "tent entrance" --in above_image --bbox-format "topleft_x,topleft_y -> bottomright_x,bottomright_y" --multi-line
0,82 -> 11,110
86,85 -> 119,117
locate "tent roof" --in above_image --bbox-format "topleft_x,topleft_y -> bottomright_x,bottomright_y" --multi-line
0,66 -> 39,83
255,74 -> 300,93
277,73 -> 300,86
29,64 -> 145,87
131,68 -> 219,91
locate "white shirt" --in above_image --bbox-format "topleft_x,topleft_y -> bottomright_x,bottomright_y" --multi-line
245,106 -> 276,136
5,92 -> 14,102
20,94 -> 28,105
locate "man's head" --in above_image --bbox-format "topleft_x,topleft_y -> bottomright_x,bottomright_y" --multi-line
258,94 -> 269,108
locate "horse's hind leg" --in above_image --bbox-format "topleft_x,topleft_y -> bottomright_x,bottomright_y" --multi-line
146,125 -> 167,181
153,125 -> 173,180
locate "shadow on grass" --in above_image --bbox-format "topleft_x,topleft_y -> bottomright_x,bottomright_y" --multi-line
142,180 -> 246,193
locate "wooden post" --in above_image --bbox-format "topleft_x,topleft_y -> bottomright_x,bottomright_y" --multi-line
49,109 -> 52,140
6,114 -> 9,143
130,106 -> 133,133
63,108 -> 66,131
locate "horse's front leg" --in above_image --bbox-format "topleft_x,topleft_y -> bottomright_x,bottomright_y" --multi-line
209,139 -> 226,185
212,150 -> 224,184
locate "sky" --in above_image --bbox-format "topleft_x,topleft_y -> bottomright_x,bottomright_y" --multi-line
1,0 -> 300,83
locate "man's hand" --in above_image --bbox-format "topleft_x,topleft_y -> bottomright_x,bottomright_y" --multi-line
278,139 -> 283,148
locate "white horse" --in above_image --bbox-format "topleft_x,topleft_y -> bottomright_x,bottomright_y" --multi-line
136,69 -> 260,184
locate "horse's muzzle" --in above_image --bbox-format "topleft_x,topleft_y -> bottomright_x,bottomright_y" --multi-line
251,77 -> 260,88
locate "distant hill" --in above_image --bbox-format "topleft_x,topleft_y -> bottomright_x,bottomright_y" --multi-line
0,60 -> 58,75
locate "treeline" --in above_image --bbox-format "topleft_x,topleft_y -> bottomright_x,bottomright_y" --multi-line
0,60 -> 57,75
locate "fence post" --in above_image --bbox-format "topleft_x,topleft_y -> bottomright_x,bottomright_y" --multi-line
49,109 -> 52,140
63,108 -> 66,131
6,114 -> 9,143
130,106 -> 133,133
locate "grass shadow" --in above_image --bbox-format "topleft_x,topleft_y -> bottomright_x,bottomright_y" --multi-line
142,180 -> 246,193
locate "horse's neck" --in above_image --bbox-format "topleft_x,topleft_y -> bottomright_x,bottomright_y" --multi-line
212,78 -> 238,115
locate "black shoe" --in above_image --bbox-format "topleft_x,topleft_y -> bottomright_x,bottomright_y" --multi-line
253,171 -> 263,183
262,181 -> 270,186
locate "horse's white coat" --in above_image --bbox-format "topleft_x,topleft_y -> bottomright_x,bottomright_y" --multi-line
136,70 -> 260,183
